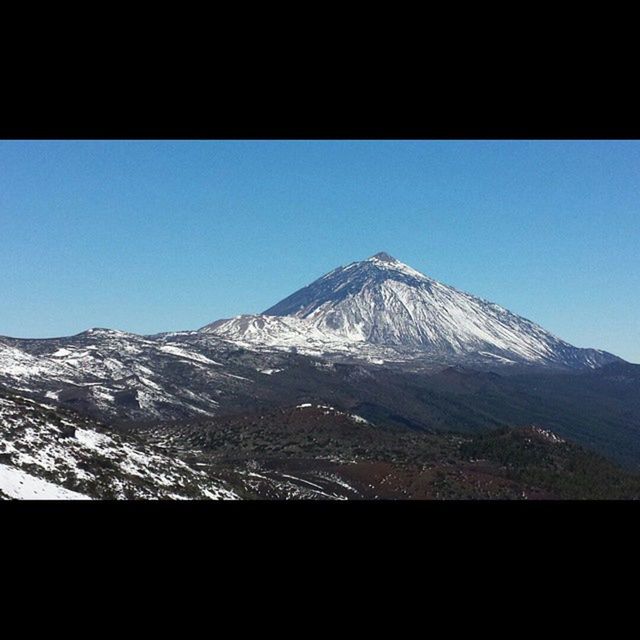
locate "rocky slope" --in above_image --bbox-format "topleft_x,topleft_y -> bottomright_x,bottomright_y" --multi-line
0,328 -> 274,420
0,388 -> 238,499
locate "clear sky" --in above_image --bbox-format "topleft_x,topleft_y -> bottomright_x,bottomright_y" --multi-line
1,140 -> 638,362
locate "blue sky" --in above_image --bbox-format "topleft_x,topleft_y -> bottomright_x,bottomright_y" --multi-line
1,140 -> 638,362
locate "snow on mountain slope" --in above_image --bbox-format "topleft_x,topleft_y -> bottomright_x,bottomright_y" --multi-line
204,252 -> 619,369
0,329 -> 253,420
205,314 -> 363,354
0,390 -> 239,499
0,464 -> 90,500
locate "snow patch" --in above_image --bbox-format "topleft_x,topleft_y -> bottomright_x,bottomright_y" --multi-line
0,463 -> 91,500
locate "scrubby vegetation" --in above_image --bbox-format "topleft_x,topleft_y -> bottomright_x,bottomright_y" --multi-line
461,428 -> 640,499
127,405 -> 640,500
4,382 -> 640,500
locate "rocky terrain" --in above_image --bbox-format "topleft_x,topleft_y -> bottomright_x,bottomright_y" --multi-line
0,388 -> 238,499
91,403 -> 640,500
4,391 -> 639,500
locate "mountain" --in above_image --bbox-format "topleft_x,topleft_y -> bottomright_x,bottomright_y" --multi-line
2,252 -> 637,478
0,327 -> 340,421
0,328 -> 243,420
203,252 -> 620,369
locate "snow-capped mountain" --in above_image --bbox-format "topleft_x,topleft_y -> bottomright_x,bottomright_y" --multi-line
2,252 -> 638,499
0,252 -> 622,427
203,252 -> 619,369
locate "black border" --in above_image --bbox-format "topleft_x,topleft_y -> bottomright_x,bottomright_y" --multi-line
3,499 -> 637,547
3,68 -> 639,139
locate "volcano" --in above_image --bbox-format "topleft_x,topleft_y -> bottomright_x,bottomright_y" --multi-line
203,252 -> 619,369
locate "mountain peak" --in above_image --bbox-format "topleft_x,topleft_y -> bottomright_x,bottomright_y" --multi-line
202,252 -> 620,371
369,252 -> 398,263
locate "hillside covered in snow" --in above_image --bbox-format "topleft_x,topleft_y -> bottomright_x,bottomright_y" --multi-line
0,389 -> 238,499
